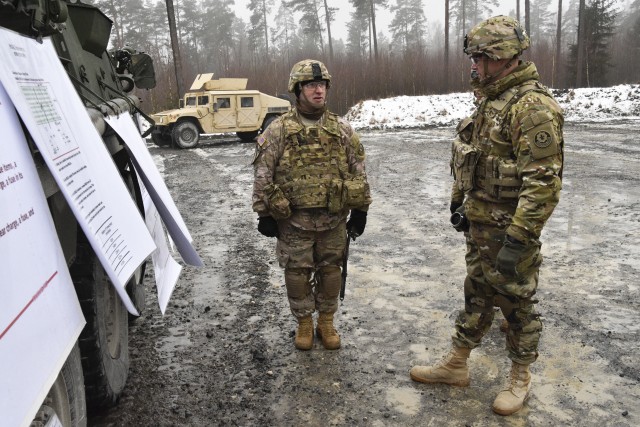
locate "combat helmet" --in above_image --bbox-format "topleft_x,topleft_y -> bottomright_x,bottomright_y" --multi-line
288,59 -> 332,94
464,15 -> 530,60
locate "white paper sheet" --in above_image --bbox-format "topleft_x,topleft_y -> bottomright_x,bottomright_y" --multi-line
139,180 -> 182,314
0,28 -> 156,315
0,82 -> 85,427
104,113 -> 203,267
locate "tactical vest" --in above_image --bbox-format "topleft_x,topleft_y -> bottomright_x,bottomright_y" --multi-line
452,81 -> 551,201
274,112 -> 349,212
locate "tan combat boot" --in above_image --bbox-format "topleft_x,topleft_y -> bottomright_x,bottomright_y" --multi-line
316,313 -> 341,350
294,316 -> 313,350
492,362 -> 531,415
409,346 -> 471,387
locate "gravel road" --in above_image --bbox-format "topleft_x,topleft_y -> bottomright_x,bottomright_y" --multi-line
91,122 -> 639,426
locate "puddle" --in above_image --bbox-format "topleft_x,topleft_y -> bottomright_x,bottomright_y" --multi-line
385,386 -> 421,416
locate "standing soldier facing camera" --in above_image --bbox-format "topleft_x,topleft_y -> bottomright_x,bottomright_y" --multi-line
410,16 -> 564,416
252,59 -> 371,351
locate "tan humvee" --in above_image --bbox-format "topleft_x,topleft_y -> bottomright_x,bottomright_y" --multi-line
149,73 -> 291,148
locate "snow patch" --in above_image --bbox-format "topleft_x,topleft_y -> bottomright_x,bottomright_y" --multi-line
345,84 -> 640,130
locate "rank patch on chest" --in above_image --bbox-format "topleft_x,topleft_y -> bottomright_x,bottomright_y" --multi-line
534,130 -> 552,148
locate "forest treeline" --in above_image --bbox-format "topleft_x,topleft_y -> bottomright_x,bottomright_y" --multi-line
88,0 -> 640,115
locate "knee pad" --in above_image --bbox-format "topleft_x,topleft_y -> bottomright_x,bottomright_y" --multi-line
317,266 -> 341,297
285,268 -> 312,298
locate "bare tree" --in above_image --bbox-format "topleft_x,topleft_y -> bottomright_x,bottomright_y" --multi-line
445,0 -> 450,91
554,0 -> 563,87
165,0 -> 185,97
248,0 -> 275,57
525,0 -> 531,36
576,0 -> 586,86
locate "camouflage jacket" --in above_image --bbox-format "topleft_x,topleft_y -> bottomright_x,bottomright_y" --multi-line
451,61 -> 564,242
252,109 -> 371,231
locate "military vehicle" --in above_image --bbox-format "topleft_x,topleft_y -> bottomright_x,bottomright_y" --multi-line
0,0 -> 156,425
149,73 -> 291,148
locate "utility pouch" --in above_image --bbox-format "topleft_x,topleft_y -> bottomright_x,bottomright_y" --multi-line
342,176 -> 368,209
452,137 -> 480,192
263,183 -> 291,220
483,156 -> 521,199
327,178 -> 344,213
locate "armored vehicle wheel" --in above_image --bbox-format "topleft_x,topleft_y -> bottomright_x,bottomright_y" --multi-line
173,121 -> 200,148
33,343 -> 87,426
151,132 -> 172,147
237,130 -> 259,142
71,231 -> 129,413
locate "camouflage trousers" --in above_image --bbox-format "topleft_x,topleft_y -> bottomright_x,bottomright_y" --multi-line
276,220 -> 346,318
452,221 -> 544,365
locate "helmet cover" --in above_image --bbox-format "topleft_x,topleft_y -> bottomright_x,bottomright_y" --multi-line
464,15 -> 530,60
288,59 -> 332,93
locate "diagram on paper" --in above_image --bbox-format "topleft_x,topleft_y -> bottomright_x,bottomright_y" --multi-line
19,82 -> 76,158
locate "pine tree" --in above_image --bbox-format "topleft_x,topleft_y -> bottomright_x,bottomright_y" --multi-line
568,0 -> 618,87
389,0 -> 427,52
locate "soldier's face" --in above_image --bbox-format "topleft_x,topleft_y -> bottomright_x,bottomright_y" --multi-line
299,81 -> 327,108
471,55 -> 511,81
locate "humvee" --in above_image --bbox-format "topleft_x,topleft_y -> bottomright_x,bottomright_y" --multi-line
150,73 -> 291,148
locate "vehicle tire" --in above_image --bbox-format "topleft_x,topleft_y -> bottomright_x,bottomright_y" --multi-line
261,115 -> 277,134
32,343 -> 87,427
237,130 -> 259,142
70,230 -> 129,413
172,121 -> 200,148
151,132 -> 171,147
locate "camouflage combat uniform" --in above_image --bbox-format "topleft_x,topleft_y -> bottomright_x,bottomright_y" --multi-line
252,109 -> 371,318
450,61 -> 564,365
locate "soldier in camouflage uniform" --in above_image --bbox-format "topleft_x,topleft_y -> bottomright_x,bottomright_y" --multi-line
410,16 -> 564,415
252,59 -> 371,351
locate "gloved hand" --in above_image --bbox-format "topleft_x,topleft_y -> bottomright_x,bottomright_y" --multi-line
257,216 -> 279,238
495,235 -> 528,277
347,209 -> 367,237
450,200 -> 463,215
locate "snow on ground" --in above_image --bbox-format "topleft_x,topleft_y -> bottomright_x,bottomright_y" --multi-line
345,84 -> 640,130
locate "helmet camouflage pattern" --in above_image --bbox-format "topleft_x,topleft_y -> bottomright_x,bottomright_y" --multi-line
464,15 -> 530,60
288,59 -> 332,93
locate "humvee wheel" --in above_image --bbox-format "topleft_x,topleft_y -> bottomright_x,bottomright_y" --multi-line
237,130 -> 259,142
261,115 -> 277,133
173,121 -> 200,148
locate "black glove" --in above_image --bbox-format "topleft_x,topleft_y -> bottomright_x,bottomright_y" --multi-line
450,205 -> 469,232
450,200 -> 463,215
495,235 -> 528,277
257,216 -> 279,238
347,209 -> 367,237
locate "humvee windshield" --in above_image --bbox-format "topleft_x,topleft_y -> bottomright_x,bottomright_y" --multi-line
198,95 -> 209,106
185,96 -> 196,107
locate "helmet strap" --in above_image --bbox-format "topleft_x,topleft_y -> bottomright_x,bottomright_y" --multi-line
480,56 -> 517,85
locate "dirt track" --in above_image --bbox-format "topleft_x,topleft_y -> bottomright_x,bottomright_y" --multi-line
91,123 -> 639,426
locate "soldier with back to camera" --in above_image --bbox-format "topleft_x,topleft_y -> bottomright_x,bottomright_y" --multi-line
252,59 -> 371,351
410,16 -> 564,416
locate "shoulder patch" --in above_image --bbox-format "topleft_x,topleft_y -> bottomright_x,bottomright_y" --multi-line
520,110 -> 560,159
257,133 -> 270,148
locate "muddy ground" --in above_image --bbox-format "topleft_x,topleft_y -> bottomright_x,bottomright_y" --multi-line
92,123 -> 639,426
